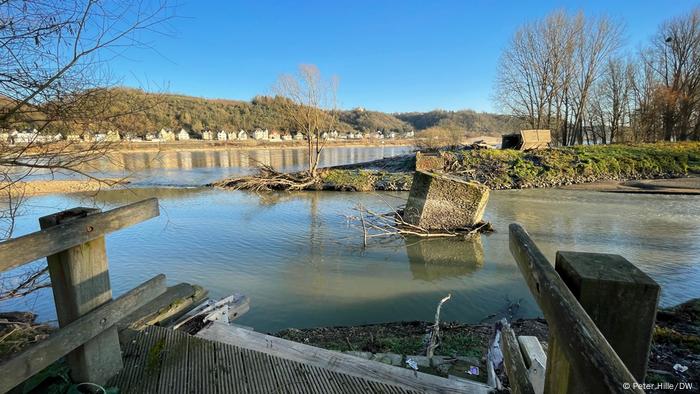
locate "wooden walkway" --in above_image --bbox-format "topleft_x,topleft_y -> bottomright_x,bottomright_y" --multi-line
109,326 -> 421,394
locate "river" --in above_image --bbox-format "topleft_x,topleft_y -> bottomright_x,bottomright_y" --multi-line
3,146 -> 699,333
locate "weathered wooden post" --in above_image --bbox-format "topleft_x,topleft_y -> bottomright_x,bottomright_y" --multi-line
39,207 -> 123,384
546,251 -> 660,393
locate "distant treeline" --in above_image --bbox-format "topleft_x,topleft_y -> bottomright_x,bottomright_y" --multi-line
2,88 -> 519,138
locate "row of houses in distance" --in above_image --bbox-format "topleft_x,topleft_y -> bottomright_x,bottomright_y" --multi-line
1,127 -> 415,144
133,128 -> 414,142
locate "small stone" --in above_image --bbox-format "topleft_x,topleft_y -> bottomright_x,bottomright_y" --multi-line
344,351 -> 372,360
371,353 -> 402,365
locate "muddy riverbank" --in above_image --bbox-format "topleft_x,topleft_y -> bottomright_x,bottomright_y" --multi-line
275,299 -> 699,389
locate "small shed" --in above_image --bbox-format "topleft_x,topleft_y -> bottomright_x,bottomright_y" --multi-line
501,129 -> 551,150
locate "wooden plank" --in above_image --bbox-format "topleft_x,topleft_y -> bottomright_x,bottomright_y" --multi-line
499,321 -> 534,394
0,274 -> 166,393
517,336 -> 546,394
118,283 -> 208,331
0,198 -> 159,272
508,224 -> 642,393
196,323 -> 493,394
40,207 -> 121,384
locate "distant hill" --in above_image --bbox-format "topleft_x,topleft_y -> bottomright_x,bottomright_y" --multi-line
395,110 -> 524,136
2,88 -> 520,136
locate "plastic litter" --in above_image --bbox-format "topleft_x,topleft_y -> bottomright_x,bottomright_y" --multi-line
405,358 -> 419,371
468,366 -> 480,376
673,363 -> 689,373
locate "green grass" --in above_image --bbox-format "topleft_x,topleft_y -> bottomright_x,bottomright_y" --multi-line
320,169 -> 413,191
445,142 -> 700,189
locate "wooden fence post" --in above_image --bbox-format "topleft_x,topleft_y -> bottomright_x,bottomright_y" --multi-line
39,207 -> 123,384
546,251 -> 660,393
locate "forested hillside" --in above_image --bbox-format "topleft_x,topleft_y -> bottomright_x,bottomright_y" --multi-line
3,88 -> 517,136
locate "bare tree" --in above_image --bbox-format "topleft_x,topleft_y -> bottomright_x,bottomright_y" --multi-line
495,10 -> 622,145
643,7 -> 700,141
0,0 -> 174,300
273,64 -> 339,176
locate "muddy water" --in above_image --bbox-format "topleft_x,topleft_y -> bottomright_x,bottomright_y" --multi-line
4,186 -> 698,333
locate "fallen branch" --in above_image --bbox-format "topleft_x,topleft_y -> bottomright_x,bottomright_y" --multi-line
425,293 -> 451,358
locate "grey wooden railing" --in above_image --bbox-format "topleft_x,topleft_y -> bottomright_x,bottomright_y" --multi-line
508,223 -> 659,394
0,198 -> 165,393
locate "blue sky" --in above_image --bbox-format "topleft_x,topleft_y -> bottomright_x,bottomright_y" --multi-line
112,0 -> 699,113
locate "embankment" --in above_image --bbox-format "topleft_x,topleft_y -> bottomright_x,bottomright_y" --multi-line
212,142 -> 700,192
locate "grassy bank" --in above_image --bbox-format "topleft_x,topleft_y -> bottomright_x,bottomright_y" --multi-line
212,142 -> 700,192
444,142 -> 700,189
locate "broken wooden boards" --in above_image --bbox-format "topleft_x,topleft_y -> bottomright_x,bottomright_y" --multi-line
404,171 -> 489,230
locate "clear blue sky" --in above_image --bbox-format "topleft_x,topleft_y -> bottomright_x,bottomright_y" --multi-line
113,0 -> 699,113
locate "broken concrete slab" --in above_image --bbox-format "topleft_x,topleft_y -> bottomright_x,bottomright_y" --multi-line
403,171 -> 490,230
415,152 -> 445,172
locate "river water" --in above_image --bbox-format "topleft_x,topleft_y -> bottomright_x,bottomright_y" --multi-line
3,146 -> 699,333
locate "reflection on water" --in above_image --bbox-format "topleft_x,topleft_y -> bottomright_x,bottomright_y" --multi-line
2,187 -> 699,333
69,146 -> 413,186
406,237 -> 484,281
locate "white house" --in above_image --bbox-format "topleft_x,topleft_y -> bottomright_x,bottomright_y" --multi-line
237,130 -> 248,140
402,131 -> 415,138
105,130 -> 121,142
268,131 -> 281,141
217,130 -> 228,141
293,132 -> 304,141
329,130 -> 339,139
252,128 -> 268,140
227,131 -> 238,140
281,133 -> 293,141
14,129 -> 38,144
177,129 -> 191,141
321,132 -> 329,140
387,131 -> 397,139
158,128 -> 176,141
201,130 -> 213,140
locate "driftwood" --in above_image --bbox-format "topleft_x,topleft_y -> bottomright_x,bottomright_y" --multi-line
425,293 -> 451,358
211,164 -> 318,191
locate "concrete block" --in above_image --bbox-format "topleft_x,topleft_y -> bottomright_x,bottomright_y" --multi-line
404,171 -> 489,230
415,152 -> 445,171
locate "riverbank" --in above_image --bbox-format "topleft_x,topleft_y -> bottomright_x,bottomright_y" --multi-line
275,298 -> 699,389
212,141 -> 700,192
1,179 -> 127,197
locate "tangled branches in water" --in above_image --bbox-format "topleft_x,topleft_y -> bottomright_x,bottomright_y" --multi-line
211,164 -> 319,192
346,197 -> 493,246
